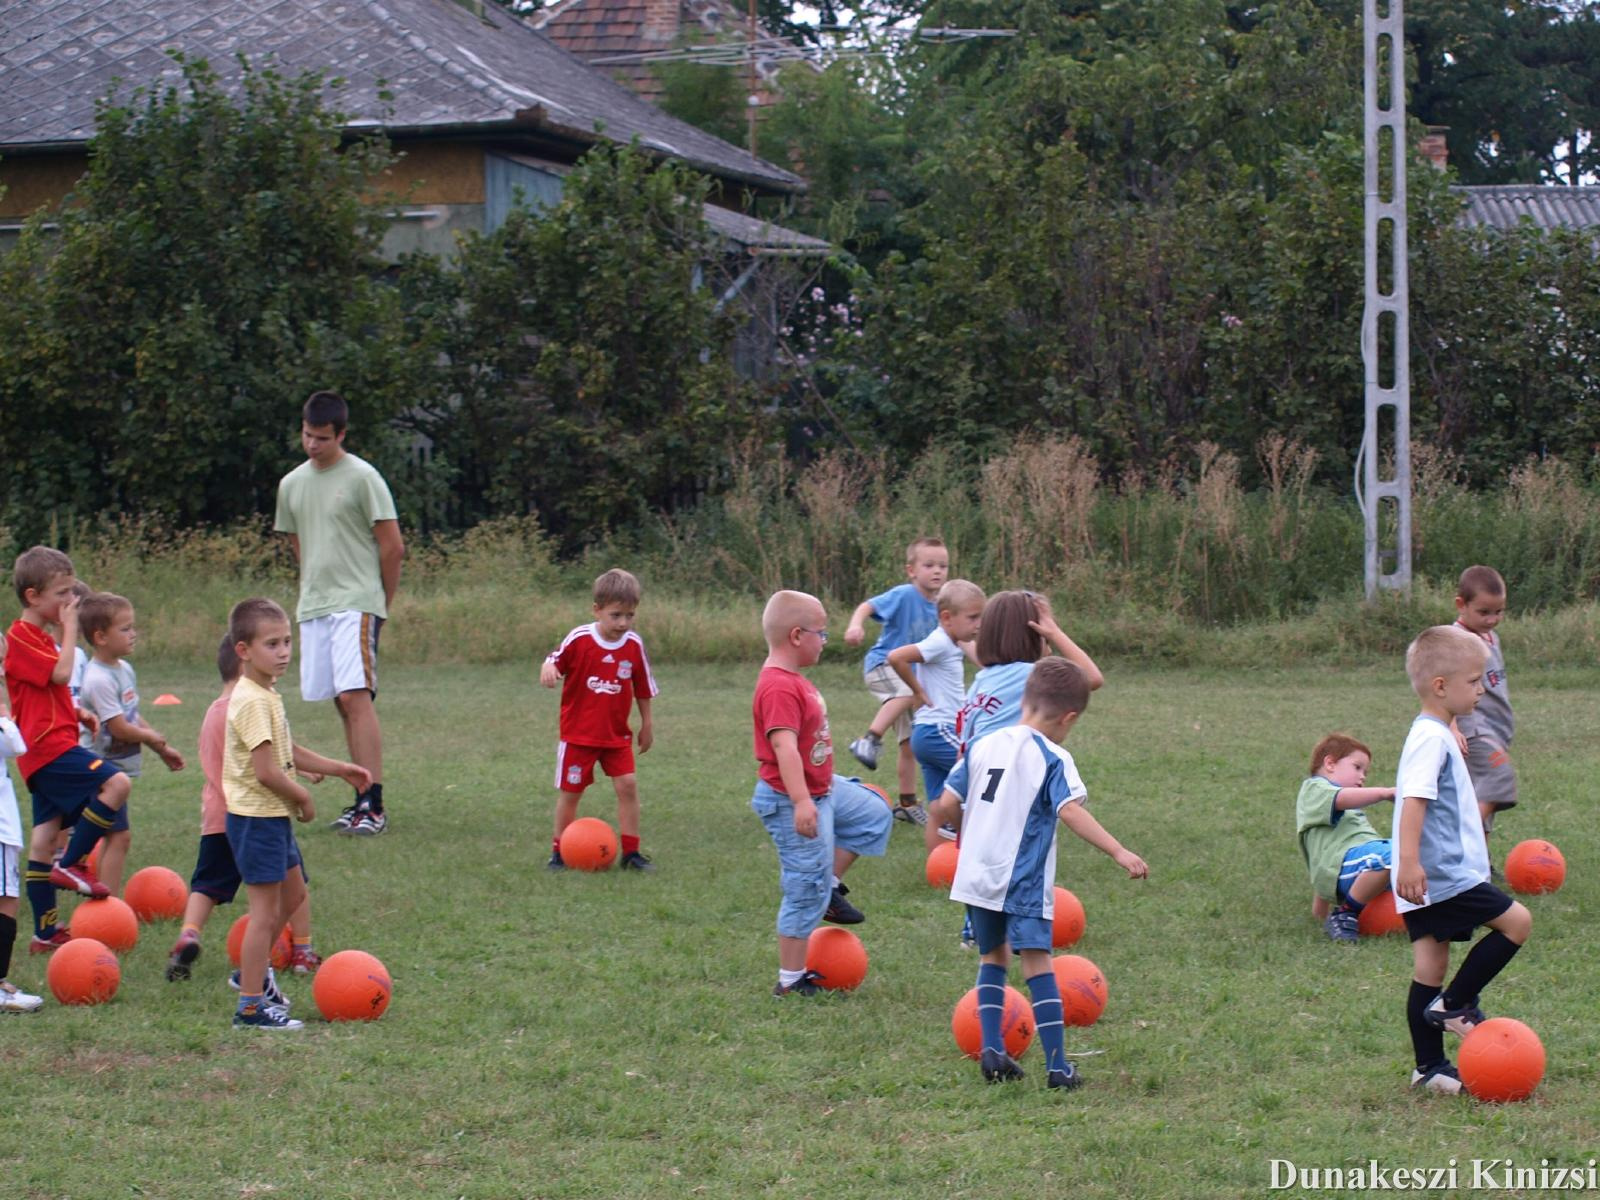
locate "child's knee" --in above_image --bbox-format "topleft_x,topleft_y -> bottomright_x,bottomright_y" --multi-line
1498,900 -> 1533,943
102,772 -> 132,806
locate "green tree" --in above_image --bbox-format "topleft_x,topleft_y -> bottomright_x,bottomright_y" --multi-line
0,54 -> 427,540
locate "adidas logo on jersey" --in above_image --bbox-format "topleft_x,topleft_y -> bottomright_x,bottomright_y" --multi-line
601,654 -> 616,663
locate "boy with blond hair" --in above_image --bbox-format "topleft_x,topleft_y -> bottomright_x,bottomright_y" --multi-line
844,537 -> 950,824
888,579 -> 984,813
1295,733 -> 1396,941
4,547 -> 132,953
752,590 -> 892,995
930,658 -> 1147,1088
1394,625 -> 1532,1093
77,592 -> 186,893
1452,565 -> 1517,851
223,597 -> 369,1029
540,568 -> 659,871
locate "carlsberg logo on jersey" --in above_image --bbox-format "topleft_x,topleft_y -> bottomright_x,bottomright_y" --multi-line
586,677 -> 623,695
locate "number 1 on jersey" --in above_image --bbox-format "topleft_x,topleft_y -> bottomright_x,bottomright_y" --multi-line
979,768 -> 1004,803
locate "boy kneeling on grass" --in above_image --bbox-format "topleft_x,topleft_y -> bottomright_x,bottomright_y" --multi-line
224,598 -> 368,1030
1296,733 -> 1396,942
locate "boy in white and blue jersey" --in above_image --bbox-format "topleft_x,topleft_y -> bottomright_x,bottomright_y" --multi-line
887,580 -> 984,823
1394,625 -> 1532,1095
844,538 -> 947,819
930,658 -> 1148,1090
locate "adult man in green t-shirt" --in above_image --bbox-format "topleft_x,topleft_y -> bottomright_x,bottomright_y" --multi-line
274,391 -> 405,835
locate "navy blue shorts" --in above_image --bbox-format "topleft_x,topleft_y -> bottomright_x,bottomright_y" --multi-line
28,746 -> 127,828
224,814 -> 303,886
967,905 -> 1054,954
191,831 -> 311,902
1403,881 -> 1513,943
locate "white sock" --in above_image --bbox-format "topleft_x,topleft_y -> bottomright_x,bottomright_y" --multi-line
778,967 -> 806,987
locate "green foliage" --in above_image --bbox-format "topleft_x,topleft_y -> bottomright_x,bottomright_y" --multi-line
0,55 -> 428,541
655,59 -> 749,148
396,144 -> 761,546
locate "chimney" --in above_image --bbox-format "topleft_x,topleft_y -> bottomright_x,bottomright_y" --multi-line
643,0 -> 680,42
1418,126 -> 1449,172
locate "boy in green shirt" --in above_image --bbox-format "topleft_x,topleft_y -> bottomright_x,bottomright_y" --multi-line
1296,733 -> 1396,942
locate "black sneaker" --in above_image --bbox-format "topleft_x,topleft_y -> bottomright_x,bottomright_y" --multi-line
824,884 -> 864,925
546,850 -> 566,871
618,851 -> 655,871
1410,1060 -> 1464,1094
1424,993 -> 1486,1036
329,805 -> 359,832
1047,1063 -> 1082,1090
980,1047 -> 1025,1082
773,971 -> 824,997
233,1005 -> 304,1030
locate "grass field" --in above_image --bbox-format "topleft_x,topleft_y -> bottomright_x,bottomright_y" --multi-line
3,658 -> 1598,1199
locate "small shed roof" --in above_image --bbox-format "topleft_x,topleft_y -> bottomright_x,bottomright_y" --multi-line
0,0 -> 803,193
1453,185 -> 1600,232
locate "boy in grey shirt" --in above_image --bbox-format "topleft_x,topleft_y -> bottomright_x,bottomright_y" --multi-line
1452,566 -> 1516,849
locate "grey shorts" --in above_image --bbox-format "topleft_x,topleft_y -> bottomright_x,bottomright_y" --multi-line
864,664 -> 914,741
1465,737 -> 1517,811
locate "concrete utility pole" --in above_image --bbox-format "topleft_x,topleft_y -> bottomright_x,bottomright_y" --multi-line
1360,0 -> 1412,598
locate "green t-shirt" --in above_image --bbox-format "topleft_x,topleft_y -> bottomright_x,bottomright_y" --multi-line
1295,775 -> 1383,902
274,453 -> 398,622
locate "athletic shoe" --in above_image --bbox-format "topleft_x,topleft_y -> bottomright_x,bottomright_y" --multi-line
289,946 -> 321,976
228,967 -> 290,1012
937,822 -> 959,842
772,971 -> 824,997
1410,1061 -> 1464,1094
1424,994 -> 1486,1036
1047,1064 -> 1082,1090
50,860 -> 109,899
1324,908 -> 1360,943
824,884 -> 864,925
0,980 -> 44,1013
893,802 -> 929,827
29,929 -> 71,954
980,1047 -> 1025,1082
348,809 -> 387,836
848,733 -> 881,771
546,850 -> 566,871
166,930 -> 202,982
233,1005 -> 304,1030
618,851 -> 656,872
329,805 -> 360,832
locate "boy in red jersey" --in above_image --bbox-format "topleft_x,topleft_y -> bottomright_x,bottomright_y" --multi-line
751,590 -> 892,996
3,547 -> 132,952
539,569 -> 659,871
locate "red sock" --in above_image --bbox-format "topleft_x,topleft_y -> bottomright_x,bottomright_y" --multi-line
622,834 -> 641,855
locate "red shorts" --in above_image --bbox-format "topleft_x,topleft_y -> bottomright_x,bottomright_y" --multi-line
554,741 -> 635,793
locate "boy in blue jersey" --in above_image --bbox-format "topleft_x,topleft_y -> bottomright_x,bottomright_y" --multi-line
843,537 -> 948,823
1394,625 -> 1532,1094
929,658 -> 1148,1089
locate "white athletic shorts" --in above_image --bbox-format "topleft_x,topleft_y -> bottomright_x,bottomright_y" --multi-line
0,843 -> 20,899
299,611 -> 384,702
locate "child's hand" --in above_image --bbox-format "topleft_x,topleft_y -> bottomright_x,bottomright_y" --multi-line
1454,729 -> 1470,758
341,763 -> 374,793
793,796 -> 818,838
909,688 -> 931,712
637,722 -> 653,753
1027,595 -> 1063,639
539,660 -> 561,688
158,744 -> 186,772
1114,849 -> 1149,879
843,623 -> 865,647
1381,787 -> 1396,802
298,770 -> 326,784
296,794 -> 316,823
77,708 -> 100,736
1395,861 -> 1427,905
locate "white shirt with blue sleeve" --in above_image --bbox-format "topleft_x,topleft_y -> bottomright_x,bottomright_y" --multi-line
1392,714 -> 1490,912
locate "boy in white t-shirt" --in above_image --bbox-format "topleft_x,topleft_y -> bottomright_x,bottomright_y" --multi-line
1394,625 -> 1532,1095
929,658 -> 1148,1089
887,579 -> 984,829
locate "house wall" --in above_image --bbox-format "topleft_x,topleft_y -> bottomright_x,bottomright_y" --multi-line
375,140 -> 486,205
0,152 -> 89,221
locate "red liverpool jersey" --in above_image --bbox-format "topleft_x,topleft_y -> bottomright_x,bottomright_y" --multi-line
547,624 -> 658,748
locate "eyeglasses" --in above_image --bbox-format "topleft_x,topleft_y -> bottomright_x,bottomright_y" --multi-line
799,627 -> 829,643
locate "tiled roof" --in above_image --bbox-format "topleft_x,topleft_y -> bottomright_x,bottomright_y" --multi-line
535,0 -> 667,100
1454,185 -> 1600,232
0,0 -> 802,192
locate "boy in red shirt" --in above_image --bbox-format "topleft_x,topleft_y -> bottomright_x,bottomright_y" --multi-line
751,590 -> 892,997
3,547 -> 132,952
540,569 -> 659,871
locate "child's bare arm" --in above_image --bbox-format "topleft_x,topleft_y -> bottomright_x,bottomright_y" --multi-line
636,696 -> 653,753
1334,785 -> 1395,809
50,596 -> 80,685
107,715 -> 185,771
928,787 -> 961,829
768,729 -> 817,837
887,644 -> 931,710
1394,797 -> 1428,903
1059,803 -> 1147,878
1029,597 -> 1104,689
251,741 -> 312,818
539,657 -> 561,688
291,744 -> 370,797
843,600 -> 876,647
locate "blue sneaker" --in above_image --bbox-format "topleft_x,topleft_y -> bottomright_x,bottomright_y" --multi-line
233,1004 -> 303,1030
980,1047 -> 1025,1082
1324,908 -> 1360,942
228,967 -> 289,1012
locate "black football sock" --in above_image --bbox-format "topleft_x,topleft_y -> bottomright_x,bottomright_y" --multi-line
1443,931 -> 1520,1009
0,912 -> 16,977
25,861 -> 57,938
1409,979 -> 1445,1069
364,783 -> 384,815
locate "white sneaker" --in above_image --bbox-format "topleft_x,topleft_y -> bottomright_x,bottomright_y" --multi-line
848,734 -> 881,771
0,979 -> 44,1013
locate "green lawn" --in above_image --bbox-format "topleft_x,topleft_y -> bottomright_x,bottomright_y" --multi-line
3,659 -> 1597,1199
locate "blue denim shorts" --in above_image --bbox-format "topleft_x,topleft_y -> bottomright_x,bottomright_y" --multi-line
750,774 -> 892,938
224,814 -> 303,886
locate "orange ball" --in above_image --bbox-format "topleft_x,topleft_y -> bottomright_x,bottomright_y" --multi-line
1051,886 -> 1086,948
1504,840 -> 1566,895
805,927 -> 868,991
68,896 -> 139,951
123,865 -> 189,922
313,949 -> 392,1021
1051,953 -> 1108,1026
1357,890 -> 1407,936
1459,1017 -> 1546,1102
951,984 -> 1035,1060
47,937 -> 121,1005
925,841 -> 959,887
559,817 -> 619,871
226,914 -> 293,969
